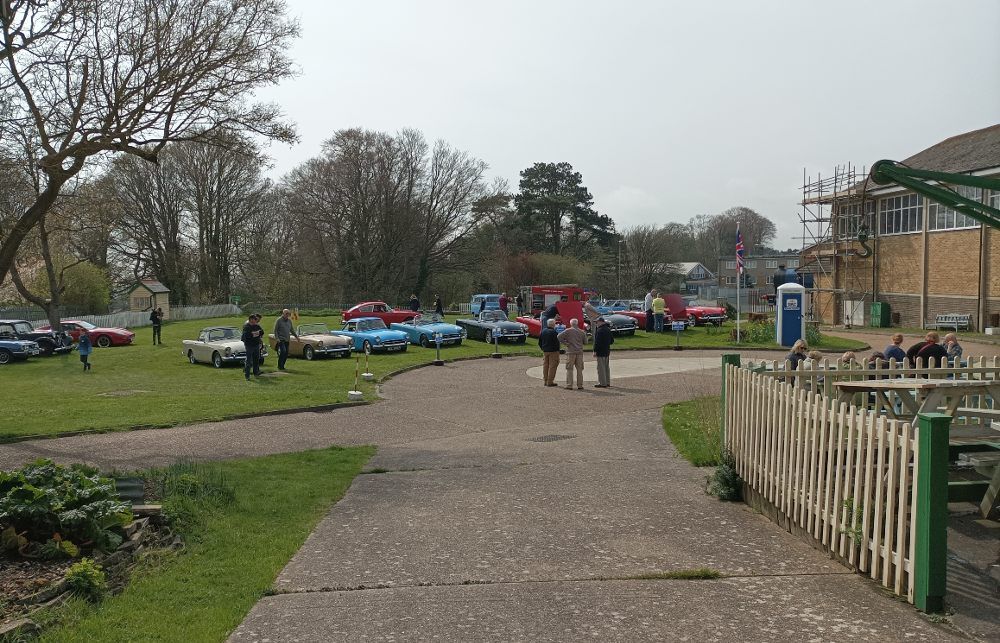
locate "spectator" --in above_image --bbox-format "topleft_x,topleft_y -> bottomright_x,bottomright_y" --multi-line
273,309 -> 299,371
540,302 -> 560,329
241,313 -> 265,381
538,318 -> 561,387
786,339 -> 808,371
515,293 -> 525,317
906,331 -> 949,368
498,292 -> 509,314
644,289 -> 655,332
867,351 -> 887,370
593,317 -> 614,388
557,318 -> 587,390
883,333 -> 906,364
651,292 -> 666,332
944,332 -> 963,363
78,332 -> 93,371
150,307 -> 163,345
434,294 -> 444,321
841,351 -> 858,367
804,349 -> 823,368
479,297 -> 487,315
409,294 -> 420,312
583,300 -> 602,324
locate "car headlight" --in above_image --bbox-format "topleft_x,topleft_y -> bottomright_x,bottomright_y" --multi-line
317,340 -> 324,347
224,347 -> 232,356
519,323 -> 528,332
374,335 -> 383,344
461,328 -> 467,338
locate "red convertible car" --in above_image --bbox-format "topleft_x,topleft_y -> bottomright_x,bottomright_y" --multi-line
682,303 -> 727,326
341,301 -> 419,324
38,319 -> 135,347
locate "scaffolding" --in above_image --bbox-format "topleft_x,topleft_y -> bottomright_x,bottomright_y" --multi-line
798,164 -> 875,326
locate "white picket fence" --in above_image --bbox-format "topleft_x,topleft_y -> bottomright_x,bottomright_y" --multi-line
725,364 -> 920,602
27,304 -> 242,330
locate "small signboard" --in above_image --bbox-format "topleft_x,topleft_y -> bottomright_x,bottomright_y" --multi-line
671,321 -> 686,331
785,298 -> 799,310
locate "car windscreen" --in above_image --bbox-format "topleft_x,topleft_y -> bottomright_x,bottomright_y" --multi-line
481,311 -> 507,322
298,323 -> 329,335
0,323 -> 15,337
75,321 -> 97,330
209,328 -> 237,341
360,320 -> 387,331
13,322 -> 34,334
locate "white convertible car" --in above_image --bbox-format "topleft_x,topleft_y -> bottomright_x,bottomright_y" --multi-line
183,326 -> 268,368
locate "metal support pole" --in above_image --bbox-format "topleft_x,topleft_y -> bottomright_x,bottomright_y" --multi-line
913,412 -> 950,613
720,354 -> 741,448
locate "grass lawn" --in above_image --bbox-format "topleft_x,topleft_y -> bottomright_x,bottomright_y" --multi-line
661,396 -> 722,467
0,315 -> 864,441
36,446 -> 374,642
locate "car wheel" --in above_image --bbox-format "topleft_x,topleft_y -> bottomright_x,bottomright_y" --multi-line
259,346 -> 266,364
38,341 -> 54,356
687,314 -> 697,326
188,350 -> 197,364
517,336 -> 526,344
212,351 -> 223,368
96,335 -> 112,348
362,340 -> 372,354
304,345 -> 314,360
712,320 -> 723,327
484,329 -> 493,343
454,340 -> 462,347
419,334 -> 429,348
627,329 -> 635,336
0,349 -> 11,365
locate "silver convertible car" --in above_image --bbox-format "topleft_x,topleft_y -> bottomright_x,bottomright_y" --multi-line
183,326 -> 268,368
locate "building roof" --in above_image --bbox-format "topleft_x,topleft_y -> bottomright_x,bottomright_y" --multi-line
899,123 -> 1000,174
677,262 -> 716,279
129,279 -> 170,294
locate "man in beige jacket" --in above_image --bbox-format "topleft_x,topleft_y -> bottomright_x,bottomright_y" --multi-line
557,318 -> 587,390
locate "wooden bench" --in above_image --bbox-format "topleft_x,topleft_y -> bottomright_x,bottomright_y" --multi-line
927,313 -> 971,331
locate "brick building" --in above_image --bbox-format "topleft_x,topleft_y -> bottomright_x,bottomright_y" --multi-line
800,124 -> 1000,330
717,253 -> 799,290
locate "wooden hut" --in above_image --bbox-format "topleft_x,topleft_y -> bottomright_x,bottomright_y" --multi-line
127,280 -> 171,318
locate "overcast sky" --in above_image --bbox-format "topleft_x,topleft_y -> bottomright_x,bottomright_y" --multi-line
257,0 -> 1000,250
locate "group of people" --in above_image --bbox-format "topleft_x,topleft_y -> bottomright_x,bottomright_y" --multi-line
643,289 -> 670,333
786,330 -> 965,371
537,315 -> 614,389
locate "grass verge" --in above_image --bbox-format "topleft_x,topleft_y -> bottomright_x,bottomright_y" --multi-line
661,396 -> 722,467
33,445 -> 374,642
1,314 -> 863,440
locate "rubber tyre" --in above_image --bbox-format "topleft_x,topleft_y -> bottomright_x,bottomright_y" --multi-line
96,335 -> 112,348
304,345 -> 314,360
517,336 -> 526,344
212,351 -> 223,368
626,329 -> 636,336
419,334 -> 430,348
362,340 -> 372,354
0,349 -> 11,365
188,350 -> 197,364
38,341 -> 54,356
484,329 -> 493,343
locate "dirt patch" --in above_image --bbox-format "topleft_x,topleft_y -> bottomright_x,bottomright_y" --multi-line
0,559 -> 72,624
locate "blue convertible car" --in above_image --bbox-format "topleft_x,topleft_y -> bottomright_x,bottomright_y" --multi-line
0,337 -> 41,364
332,317 -> 409,354
389,318 -> 466,347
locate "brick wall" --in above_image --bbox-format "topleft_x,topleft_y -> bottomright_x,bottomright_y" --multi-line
925,296 -> 980,330
926,228 -> 980,296
877,235 -> 922,294
879,293 -> 921,328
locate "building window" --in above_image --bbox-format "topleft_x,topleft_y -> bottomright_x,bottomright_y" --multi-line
835,201 -> 874,239
745,260 -> 757,269
765,260 -> 778,269
787,259 -> 799,268
929,185 -> 981,230
132,296 -> 151,309
724,276 -> 736,286
724,260 -> 736,270
878,194 -> 923,235
991,190 -> 1000,210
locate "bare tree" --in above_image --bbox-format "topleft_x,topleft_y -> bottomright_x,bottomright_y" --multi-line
621,224 -> 680,293
0,0 -> 299,283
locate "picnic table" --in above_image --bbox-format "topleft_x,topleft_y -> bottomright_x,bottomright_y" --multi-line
833,378 -> 1000,425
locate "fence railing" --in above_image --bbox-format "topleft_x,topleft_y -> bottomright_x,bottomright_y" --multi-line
23,304 -> 243,330
722,361 -> 952,609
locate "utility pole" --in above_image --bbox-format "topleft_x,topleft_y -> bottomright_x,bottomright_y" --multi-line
617,239 -> 622,298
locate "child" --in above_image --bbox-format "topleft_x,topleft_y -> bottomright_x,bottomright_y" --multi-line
78,332 -> 93,371
943,333 -> 963,362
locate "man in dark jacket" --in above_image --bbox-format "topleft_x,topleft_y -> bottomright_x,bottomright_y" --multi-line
150,307 -> 163,345
433,294 -> 444,320
538,318 -> 561,387
540,303 -> 560,329
273,309 -> 299,371
241,313 -> 264,380
409,294 -> 420,312
906,331 -> 949,368
593,318 -> 614,387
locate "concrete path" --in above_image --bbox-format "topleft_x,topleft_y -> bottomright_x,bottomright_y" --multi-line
0,350 -> 976,640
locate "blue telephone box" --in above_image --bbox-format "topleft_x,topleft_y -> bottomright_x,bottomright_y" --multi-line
776,283 -> 806,347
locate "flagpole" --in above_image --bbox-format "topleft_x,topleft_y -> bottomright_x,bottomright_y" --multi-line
736,224 -> 741,343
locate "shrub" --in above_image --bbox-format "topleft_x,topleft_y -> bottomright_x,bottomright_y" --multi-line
707,449 -> 742,501
723,302 -> 736,320
0,460 -> 132,555
65,558 -> 107,600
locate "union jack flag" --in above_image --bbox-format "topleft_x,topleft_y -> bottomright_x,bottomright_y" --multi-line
736,224 -> 745,275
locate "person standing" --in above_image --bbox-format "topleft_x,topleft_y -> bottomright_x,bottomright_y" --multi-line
434,294 -> 444,321
409,294 -> 421,312
593,317 -> 614,388
883,333 -> 906,364
644,289 -> 655,332
479,297 -> 487,315
538,318 -> 561,387
515,293 -> 525,317
241,313 -> 264,381
273,309 -> 299,371
78,332 -> 93,371
498,292 -> 509,315
540,302 -> 559,329
652,292 -> 666,332
557,318 -> 587,390
150,307 -> 163,345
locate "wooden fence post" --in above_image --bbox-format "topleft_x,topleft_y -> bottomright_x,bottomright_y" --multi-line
913,412 -> 950,612
721,354 -> 741,449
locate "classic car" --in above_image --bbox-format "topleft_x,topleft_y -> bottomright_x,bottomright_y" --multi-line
341,301 -> 418,324
183,326 -> 268,368
0,319 -> 72,356
0,337 -> 41,364
37,319 -> 135,347
456,310 -> 527,343
591,299 -> 630,315
331,317 -> 409,353
602,313 -> 638,336
683,302 -> 727,326
389,317 -> 466,347
267,322 -> 352,360
516,315 -> 566,338
469,294 -> 500,313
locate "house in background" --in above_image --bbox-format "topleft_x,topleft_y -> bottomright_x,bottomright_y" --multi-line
717,253 -> 800,290
801,123 -> 999,329
127,280 -> 171,318
676,262 -> 716,294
